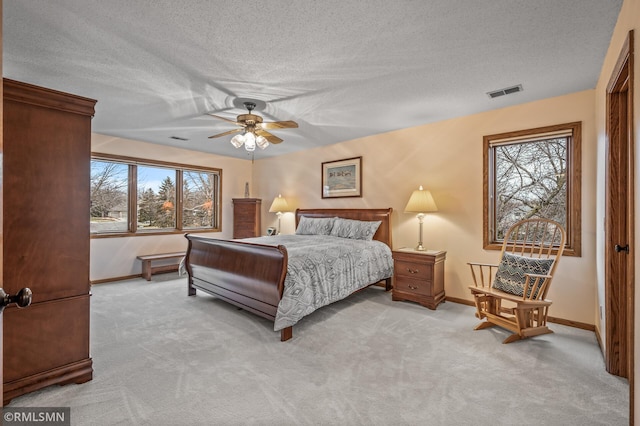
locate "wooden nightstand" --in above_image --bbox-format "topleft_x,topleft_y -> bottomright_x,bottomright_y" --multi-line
392,248 -> 446,309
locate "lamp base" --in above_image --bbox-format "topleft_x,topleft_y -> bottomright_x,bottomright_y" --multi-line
415,215 -> 426,251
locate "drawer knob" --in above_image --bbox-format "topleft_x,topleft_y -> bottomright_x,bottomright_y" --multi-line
408,285 -> 418,290
407,268 -> 419,274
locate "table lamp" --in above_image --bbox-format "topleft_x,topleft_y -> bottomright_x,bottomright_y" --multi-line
404,185 -> 438,251
269,194 -> 289,235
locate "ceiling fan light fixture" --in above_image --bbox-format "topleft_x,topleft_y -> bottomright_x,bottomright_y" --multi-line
256,135 -> 269,149
244,132 -> 256,151
208,100 -> 298,152
230,134 -> 245,148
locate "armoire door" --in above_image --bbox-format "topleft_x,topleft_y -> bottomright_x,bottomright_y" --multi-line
2,78 -> 96,404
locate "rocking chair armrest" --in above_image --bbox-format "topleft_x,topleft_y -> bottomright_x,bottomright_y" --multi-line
493,290 -> 553,305
468,262 -> 500,288
467,262 -> 499,268
469,286 -> 552,306
524,273 -> 553,280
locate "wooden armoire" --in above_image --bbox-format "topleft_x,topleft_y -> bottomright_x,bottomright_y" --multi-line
2,79 -> 96,404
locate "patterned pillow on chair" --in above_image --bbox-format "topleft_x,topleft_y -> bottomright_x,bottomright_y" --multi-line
492,252 -> 555,298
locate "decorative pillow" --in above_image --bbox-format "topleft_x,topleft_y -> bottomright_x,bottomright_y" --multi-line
492,252 -> 555,298
329,218 -> 381,241
295,216 -> 336,235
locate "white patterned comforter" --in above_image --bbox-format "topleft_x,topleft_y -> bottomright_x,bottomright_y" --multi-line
242,234 -> 393,331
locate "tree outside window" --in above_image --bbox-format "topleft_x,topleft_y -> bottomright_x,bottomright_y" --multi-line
90,160 -> 129,233
484,122 -> 581,256
183,171 -> 216,229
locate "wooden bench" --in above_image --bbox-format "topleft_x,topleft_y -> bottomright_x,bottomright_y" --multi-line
137,252 -> 185,281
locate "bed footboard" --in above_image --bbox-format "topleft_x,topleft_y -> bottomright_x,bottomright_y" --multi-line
185,234 -> 288,335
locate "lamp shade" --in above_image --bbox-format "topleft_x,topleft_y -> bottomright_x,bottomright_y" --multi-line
269,194 -> 289,213
404,186 -> 438,213
230,134 -> 245,148
256,135 -> 269,149
243,132 -> 256,151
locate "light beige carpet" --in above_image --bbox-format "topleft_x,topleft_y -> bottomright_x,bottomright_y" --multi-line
8,274 -> 628,425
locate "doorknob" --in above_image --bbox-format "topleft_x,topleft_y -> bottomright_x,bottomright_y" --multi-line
0,287 -> 32,314
614,244 -> 630,254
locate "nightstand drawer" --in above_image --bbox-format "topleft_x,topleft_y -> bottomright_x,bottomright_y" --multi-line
394,260 -> 432,281
395,277 -> 432,296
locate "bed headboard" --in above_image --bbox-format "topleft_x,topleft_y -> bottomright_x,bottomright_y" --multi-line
295,208 -> 393,248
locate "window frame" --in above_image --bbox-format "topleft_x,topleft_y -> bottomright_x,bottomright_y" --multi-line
483,122 -> 581,256
91,153 -> 222,238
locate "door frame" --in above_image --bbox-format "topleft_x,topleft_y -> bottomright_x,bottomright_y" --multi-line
1,0 -> 5,405
604,29 -> 635,420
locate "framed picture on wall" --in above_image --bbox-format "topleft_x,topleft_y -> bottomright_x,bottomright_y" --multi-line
321,156 -> 362,198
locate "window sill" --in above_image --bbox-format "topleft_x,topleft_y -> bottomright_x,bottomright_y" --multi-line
90,228 -> 221,239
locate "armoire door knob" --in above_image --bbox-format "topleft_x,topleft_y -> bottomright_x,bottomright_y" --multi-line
0,287 -> 32,314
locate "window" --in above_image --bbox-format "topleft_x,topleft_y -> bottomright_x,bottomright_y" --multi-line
90,160 -> 129,233
137,165 -> 177,231
182,170 -> 217,229
483,122 -> 581,256
90,154 -> 221,236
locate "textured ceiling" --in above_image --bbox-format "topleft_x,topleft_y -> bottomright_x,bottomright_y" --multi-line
3,0 -> 623,160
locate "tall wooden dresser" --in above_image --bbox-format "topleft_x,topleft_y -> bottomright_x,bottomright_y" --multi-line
232,198 -> 261,238
2,79 -> 96,404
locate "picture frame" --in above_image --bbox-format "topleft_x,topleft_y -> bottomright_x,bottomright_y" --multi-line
321,156 -> 362,198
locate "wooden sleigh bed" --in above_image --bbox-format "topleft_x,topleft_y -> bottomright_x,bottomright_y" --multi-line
184,208 -> 394,341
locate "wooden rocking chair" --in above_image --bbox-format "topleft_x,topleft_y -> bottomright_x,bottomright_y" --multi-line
468,218 -> 566,344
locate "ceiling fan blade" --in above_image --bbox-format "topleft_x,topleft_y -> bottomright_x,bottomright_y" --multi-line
256,129 -> 283,144
207,113 -> 240,125
208,128 -> 243,139
260,120 -> 298,130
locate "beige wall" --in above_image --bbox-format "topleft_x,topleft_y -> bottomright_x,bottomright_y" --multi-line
89,134 -> 253,281
253,90 -> 598,325
593,0 -> 639,417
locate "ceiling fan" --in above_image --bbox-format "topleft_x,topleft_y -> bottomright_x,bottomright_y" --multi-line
207,101 -> 298,151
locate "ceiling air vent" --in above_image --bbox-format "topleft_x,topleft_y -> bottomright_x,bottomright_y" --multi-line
169,136 -> 189,141
487,84 -> 523,99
